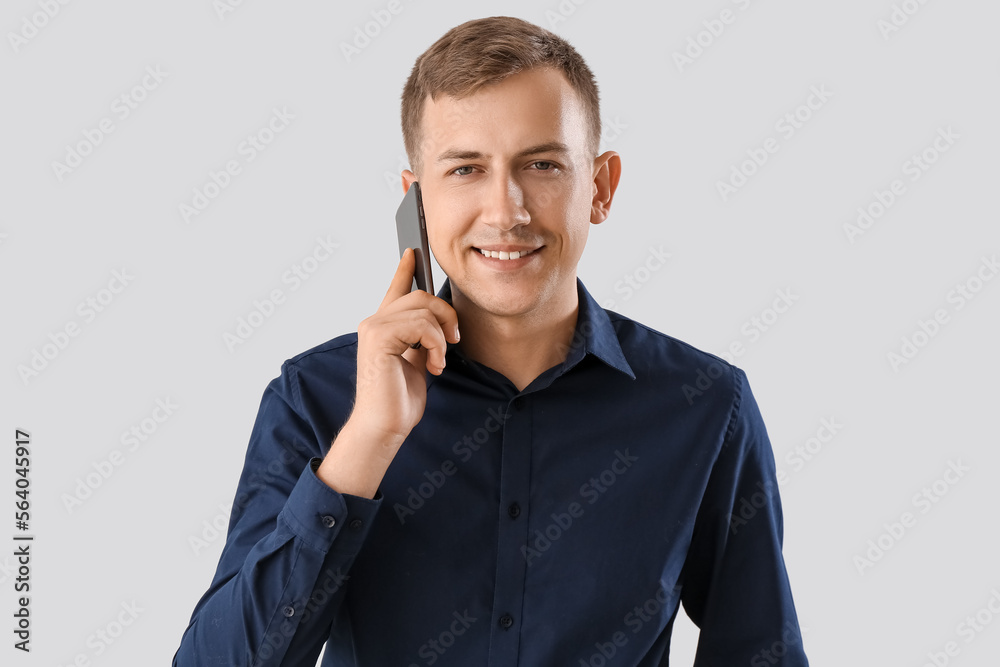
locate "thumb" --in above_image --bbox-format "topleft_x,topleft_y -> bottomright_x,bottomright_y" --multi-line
380,247 -> 416,310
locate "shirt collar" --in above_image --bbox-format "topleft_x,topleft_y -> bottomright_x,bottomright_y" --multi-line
436,277 -> 635,381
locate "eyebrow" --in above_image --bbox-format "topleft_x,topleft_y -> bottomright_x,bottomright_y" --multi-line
435,141 -> 570,163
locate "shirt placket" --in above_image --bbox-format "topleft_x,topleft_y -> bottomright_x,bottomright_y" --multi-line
487,393 -> 532,666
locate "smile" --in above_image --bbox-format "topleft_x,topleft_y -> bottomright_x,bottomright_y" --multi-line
476,247 -> 538,260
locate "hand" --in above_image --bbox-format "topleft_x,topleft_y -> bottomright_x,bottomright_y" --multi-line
318,248 -> 459,497
353,247 -> 460,440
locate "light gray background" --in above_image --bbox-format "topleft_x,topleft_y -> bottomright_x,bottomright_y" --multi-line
2,1 -> 999,664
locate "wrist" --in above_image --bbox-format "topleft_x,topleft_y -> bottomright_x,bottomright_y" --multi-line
317,418 -> 404,498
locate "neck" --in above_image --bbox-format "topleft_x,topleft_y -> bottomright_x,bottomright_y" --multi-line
451,283 -> 580,392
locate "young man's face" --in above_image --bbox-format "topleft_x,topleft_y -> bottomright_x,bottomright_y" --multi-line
403,66 -> 618,322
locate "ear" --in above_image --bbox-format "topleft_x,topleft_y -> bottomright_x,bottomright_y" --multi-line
590,151 -> 621,225
401,169 -> 417,193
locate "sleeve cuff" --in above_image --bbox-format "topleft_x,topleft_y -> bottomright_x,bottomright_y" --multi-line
278,457 -> 382,555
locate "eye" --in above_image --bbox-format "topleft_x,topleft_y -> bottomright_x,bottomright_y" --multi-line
451,165 -> 475,176
532,161 -> 555,171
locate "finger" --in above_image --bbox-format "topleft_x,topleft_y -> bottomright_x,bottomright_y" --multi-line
366,308 -> 446,366
380,291 -> 461,345
421,297 -> 460,345
383,310 -> 449,374
401,342 -> 427,374
379,247 -> 416,310
406,314 -> 450,373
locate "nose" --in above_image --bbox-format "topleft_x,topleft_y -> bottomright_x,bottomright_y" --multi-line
479,172 -> 530,231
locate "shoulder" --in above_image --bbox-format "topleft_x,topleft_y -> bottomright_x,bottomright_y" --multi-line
605,309 -> 743,389
604,311 -> 772,464
284,332 -> 359,370
601,308 -> 754,443
263,332 -> 359,415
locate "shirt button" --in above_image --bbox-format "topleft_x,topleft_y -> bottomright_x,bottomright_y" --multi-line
282,605 -> 295,617
513,397 -> 525,410
507,503 -> 521,519
349,519 -> 363,531
321,515 -> 336,528
499,614 -> 514,629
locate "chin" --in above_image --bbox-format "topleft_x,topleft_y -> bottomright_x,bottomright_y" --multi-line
454,278 -> 541,317
477,290 -> 538,317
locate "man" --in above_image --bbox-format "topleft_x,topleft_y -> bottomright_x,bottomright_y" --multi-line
174,16 -> 809,666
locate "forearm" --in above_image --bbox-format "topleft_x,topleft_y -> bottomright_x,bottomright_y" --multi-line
174,460 -> 380,666
317,417 -> 405,499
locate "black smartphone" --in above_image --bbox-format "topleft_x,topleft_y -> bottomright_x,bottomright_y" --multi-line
394,181 -> 434,294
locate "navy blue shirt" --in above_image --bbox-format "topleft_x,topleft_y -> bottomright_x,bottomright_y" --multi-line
174,279 -> 808,666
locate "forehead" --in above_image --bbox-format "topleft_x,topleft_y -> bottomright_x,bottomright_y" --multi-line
419,67 -> 588,161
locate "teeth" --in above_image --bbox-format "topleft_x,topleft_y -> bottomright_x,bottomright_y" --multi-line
480,248 -> 532,260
